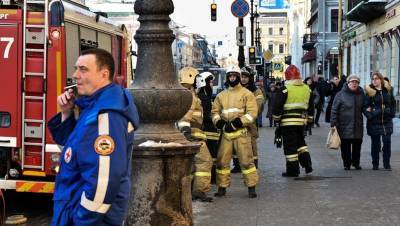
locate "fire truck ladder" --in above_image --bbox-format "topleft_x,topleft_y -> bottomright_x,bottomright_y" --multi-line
21,0 -> 49,171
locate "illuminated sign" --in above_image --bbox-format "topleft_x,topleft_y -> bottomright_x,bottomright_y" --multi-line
259,0 -> 289,9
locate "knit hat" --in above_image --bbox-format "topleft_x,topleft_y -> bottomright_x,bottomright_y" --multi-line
285,65 -> 301,80
347,75 -> 360,83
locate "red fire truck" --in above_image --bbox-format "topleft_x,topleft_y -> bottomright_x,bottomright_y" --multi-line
0,0 -> 131,193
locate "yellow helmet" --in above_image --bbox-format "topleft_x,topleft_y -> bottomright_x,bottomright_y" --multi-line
179,67 -> 199,85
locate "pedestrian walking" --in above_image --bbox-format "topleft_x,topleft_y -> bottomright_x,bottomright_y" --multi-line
177,67 -> 214,202
272,65 -> 314,177
325,76 -> 342,123
48,48 -> 140,225
304,77 -> 319,135
212,65 -> 259,198
363,72 -> 396,170
314,76 -> 329,127
330,75 -> 364,170
267,83 -> 279,127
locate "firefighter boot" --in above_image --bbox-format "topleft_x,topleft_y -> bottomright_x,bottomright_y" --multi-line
214,187 -> 226,197
192,192 -> 213,202
248,186 -> 257,198
231,158 -> 241,173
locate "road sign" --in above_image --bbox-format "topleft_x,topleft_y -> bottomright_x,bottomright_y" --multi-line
273,62 -> 284,72
231,0 -> 249,18
236,26 -> 246,46
263,50 -> 274,61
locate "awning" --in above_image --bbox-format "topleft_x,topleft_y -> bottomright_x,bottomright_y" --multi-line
301,49 -> 316,64
346,0 -> 386,23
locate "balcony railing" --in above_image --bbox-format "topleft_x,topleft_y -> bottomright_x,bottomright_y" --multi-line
302,33 -> 318,51
346,0 -> 387,23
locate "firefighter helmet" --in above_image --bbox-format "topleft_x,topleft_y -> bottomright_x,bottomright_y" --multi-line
197,72 -> 214,89
285,65 -> 301,80
179,67 -> 199,85
241,66 -> 255,78
226,65 -> 241,75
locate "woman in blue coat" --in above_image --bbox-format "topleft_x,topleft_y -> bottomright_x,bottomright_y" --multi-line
363,72 -> 396,170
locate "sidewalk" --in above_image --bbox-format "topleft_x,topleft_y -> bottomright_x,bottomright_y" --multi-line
193,119 -> 400,225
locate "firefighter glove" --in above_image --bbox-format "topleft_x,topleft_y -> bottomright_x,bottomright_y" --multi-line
231,118 -> 243,128
216,119 -> 227,130
274,127 -> 282,148
181,126 -> 192,140
224,123 -> 236,133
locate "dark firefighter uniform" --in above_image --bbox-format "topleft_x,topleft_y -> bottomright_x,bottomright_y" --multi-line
212,65 -> 259,198
177,67 -> 213,202
272,65 -> 314,177
48,84 -> 139,225
197,71 -> 220,184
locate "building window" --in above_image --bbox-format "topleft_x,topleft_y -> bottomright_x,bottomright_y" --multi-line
279,27 -> 284,35
268,44 -> 273,53
269,27 -> 273,35
330,9 -> 338,32
279,44 -> 284,53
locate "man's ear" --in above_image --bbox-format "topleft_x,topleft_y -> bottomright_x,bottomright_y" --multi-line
101,69 -> 110,81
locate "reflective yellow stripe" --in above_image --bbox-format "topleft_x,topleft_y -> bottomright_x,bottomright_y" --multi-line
222,108 -> 244,114
194,172 -> 211,177
216,168 -> 231,175
298,146 -> 309,154
242,166 -> 257,175
22,171 -> 46,177
205,131 -> 220,140
286,154 -> 298,162
192,132 -> 207,140
256,95 -> 264,100
244,114 -> 254,122
223,128 -> 247,140
284,103 -> 308,110
272,115 -> 281,120
281,118 -> 307,126
192,111 -> 202,116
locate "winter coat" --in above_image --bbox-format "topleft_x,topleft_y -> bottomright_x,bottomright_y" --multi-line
363,81 -> 396,136
267,90 -> 278,117
325,82 -> 341,122
330,84 -> 364,139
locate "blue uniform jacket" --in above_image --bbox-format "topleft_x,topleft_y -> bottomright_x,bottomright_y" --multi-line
48,83 -> 139,226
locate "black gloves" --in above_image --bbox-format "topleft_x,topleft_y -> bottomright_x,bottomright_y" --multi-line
224,123 -> 236,133
216,119 -> 227,130
180,126 -> 191,140
231,118 -> 243,128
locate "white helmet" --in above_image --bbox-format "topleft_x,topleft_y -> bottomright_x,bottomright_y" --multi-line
196,72 -> 214,89
226,65 -> 241,75
179,67 -> 199,85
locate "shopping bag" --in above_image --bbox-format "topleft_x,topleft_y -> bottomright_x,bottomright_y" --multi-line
326,126 -> 341,149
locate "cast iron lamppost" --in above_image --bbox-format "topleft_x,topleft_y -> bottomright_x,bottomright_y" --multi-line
250,0 -> 254,46
126,0 -> 200,225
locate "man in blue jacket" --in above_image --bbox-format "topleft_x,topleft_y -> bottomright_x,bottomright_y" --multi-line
48,48 -> 139,225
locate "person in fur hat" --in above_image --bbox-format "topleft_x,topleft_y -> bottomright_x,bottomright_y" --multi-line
363,72 -> 396,170
272,65 -> 314,177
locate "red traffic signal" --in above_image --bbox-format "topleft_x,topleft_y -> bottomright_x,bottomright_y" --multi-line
211,3 -> 217,21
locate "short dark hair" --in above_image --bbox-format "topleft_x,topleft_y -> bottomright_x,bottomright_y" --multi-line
81,48 -> 115,81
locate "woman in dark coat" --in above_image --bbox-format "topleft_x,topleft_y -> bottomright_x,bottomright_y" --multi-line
325,76 -> 342,123
363,72 -> 396,170
266,83 -> 279,127
330,75 -> 364,170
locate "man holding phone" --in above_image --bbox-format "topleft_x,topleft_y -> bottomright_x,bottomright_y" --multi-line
48,48 -> 139,225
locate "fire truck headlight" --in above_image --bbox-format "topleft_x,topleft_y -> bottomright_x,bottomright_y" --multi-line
51,153 -> 60,163
0,112 -> 10,128
9,169 -> 19,178
51,30 -> 61,40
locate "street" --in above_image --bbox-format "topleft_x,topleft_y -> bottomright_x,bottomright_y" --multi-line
4,117 -> 400,225
193,118 -> 400,225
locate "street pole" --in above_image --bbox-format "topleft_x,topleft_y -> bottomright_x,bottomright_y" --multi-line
250,0 -> 254,46
127,0 -> 199,225
338,0 -> 343,80
238,18 -> 245,67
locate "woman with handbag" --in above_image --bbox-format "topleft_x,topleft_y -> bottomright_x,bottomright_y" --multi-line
330,75 -> 365,170
363,72 -> 396,170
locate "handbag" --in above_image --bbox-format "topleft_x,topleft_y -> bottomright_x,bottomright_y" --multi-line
326,126 -> 341,149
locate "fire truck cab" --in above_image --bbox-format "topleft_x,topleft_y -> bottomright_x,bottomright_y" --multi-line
0,0 -> 130,193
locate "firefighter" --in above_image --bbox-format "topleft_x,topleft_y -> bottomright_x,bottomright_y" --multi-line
212,65 -> 259,198
177,67 -> 213,202
272,65 -> 314,177
48,48 -> 140,225
197,71 -> 220,184
231,66 -> 265,172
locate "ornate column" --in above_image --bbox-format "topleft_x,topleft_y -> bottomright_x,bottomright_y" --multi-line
126,0 -> 199,225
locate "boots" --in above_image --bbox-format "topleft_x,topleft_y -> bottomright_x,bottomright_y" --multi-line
305,166 -> 313,175
231,158 -> 241,173
248,186 -> 257,198
192,192 -> 213,202
214,187 -> 226,197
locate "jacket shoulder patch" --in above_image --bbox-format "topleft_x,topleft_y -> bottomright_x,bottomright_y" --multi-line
94,135 -> 115,155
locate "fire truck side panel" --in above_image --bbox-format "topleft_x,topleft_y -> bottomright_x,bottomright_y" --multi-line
0,9 -> 23,148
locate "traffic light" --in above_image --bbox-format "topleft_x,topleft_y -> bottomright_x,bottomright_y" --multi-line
211,3 -> 217,21
248,46 -> 256,64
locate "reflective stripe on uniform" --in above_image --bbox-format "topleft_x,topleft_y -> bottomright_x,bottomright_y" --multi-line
280,118 -> 307,126
216,168 -> 231,175
177,121 -> 191,129
244,114 -> 254,122
192,111 -> 202,116
205,131 -> 220,140
192,131 -> 207,140
98,113 -> 109,135
241,166 -> 257,175
298,146 -> 309,154
222,108 -> 244,114
256,95 -> 264,100
283,102 -> 308,110
81,192 -> 111,214
272,115 -> 281,120
194,172 -> 211,177
223,128 -> 247,140
286,154 -> 298,162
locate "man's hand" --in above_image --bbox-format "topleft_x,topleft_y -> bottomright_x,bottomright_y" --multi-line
224,123 -> 236,133
216,119 -> 227,130
58,89 -> 75,121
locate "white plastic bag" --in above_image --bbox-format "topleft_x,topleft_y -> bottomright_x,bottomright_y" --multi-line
326,126 -> 341,149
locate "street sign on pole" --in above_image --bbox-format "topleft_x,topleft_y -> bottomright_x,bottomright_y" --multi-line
231,0 -> 250,18
236,26 -> 246,46
263,50 -> 274,61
